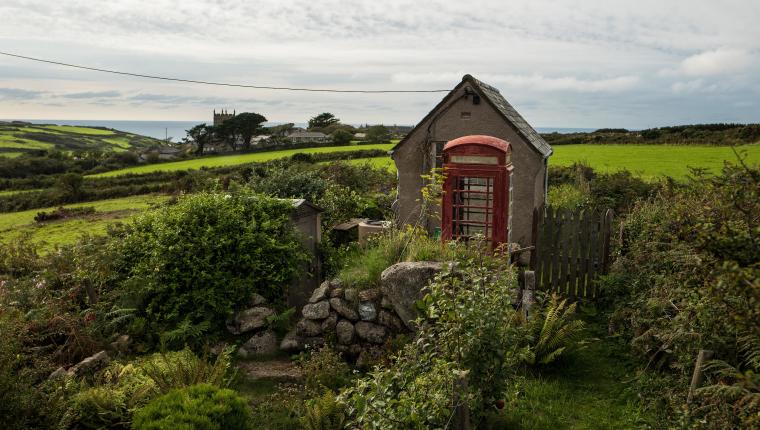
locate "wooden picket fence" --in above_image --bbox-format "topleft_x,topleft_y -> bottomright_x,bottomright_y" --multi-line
529,206 -> 614,297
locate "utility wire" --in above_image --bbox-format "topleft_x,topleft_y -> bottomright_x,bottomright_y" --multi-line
0,51 -> 449,94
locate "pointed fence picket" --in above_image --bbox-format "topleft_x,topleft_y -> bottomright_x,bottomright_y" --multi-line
530,206 -> 613,297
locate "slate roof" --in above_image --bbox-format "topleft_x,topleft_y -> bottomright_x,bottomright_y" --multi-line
392,74 -> 552,158
287,131 -> 327,138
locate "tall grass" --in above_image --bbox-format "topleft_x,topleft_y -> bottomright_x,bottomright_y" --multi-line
337,226 -> 453,289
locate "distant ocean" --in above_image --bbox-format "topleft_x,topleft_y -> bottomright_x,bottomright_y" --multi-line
7,119 -> 597,141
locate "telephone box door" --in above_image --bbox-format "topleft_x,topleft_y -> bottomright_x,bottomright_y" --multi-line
441,135 -> 512,248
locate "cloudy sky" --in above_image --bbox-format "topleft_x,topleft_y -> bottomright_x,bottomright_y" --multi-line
0,0 -> 758,128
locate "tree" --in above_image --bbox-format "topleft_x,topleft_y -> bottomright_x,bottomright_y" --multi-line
331,129 -> 353,145
55,172 -> 84,202
365,125 -> 391,143
308,112 -> 340,129
185,123 -> 213,155
225,112 -> 268,150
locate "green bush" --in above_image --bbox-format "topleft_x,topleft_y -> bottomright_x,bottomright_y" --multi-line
523,294 -> 586,366
300,391 -> 347,430
132,384 -> 252,430
110,190 -> 308,346
298,346 -> 352,393
606,163 -> 759,428
341,251 -> 529,428
63,348 -> 234,429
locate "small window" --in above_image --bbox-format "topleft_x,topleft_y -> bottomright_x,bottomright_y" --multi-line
460,111 -> 471,120
434,141 -> 446,168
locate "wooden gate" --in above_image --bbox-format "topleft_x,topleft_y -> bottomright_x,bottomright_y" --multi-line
529,206 -> 613,297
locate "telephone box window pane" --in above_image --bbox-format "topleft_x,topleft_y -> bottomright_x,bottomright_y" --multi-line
451,176 -> 494,241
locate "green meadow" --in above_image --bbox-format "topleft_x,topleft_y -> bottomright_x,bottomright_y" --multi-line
350,144 -> 760,180
0,122 -> 162,156
0,194 -> 168,249
89,143 -> 396,177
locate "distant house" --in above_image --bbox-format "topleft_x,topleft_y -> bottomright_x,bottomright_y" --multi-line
286,130 -> 329,144
139,146 -> 182,162
251,135 -> 272,145
353,132 -> 367,140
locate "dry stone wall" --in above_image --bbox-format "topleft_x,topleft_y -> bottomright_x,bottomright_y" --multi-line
282,261 -> 444,366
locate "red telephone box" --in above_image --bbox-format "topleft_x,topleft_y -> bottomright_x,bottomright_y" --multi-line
441,135 -> 513,248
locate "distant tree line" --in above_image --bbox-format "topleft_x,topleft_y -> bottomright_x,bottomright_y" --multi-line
543,123 -> 760,146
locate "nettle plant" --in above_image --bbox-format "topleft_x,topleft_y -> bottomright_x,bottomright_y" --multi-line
341,249 -> 531,429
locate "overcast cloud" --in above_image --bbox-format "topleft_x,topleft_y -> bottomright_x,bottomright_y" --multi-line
0,0 -> 758,127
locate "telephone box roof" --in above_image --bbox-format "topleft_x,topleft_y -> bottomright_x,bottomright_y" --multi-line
444,134 -> 510,153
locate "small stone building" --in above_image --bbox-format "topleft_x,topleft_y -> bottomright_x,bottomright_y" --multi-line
391,74 -> 552,249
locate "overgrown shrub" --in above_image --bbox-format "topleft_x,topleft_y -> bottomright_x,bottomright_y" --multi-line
132,383 -> 252,430
62,348 -> 234,429
299,346 -> 352,393
34,206 -> 95,222
341,250 -> 529,427
300,390 -> 348,430
107,190 -> 308,347
523,294 -> 586,366
605,163 -> 759,428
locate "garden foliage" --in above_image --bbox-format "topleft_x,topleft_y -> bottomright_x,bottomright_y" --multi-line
108,190 -> 308,347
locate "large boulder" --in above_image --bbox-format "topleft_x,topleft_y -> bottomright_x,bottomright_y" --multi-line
302,301 -> 330,320
330,298 -> 359,321
355,321 -> 387,344
238,330 -> 278,358
227,306 -> 275,335
335,320 -> 355,345
380,261 -> 444,329
321,311 -> 338,332
68,351 -> 110,378
308,282 -> 330,303
296,318 -> 323,337
280,329 -> 325,352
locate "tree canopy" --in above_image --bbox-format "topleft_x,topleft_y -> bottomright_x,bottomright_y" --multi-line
308,112 -> 340,129
365,125 -> 391,143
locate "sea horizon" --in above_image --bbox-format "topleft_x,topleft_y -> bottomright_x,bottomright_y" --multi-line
2,118 -> 599,141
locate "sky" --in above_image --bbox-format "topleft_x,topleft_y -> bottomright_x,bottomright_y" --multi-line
0,0 -> 758,128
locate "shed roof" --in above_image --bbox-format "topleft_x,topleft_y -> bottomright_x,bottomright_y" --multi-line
391,74 -> 552,158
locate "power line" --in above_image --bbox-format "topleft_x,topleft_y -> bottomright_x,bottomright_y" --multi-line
0,51 -> 450,94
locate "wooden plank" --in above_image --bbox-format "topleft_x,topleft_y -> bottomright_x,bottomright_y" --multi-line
601,209 -> 614,274
564,210 -> 576,297
578,210 -> 592,297
550,208 -> 563,292
587,209 -> 600,297
542,206 -> 554,290
568,210 -> 580,297
557,209 -> 572,294
571,210 -> 584,297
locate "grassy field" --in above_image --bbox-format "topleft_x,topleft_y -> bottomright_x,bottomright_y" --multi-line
0,122 -> 163,156
0,194 -> 168,249
348,144 -> 760,180
90,143 -> 396,177
488,315 -> 655,429
551,144 -> 760,179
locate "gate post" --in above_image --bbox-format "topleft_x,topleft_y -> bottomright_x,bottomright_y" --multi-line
522,270 -> 536,321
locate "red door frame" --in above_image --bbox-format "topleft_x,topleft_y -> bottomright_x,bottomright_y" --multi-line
441,135 -> 513,248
